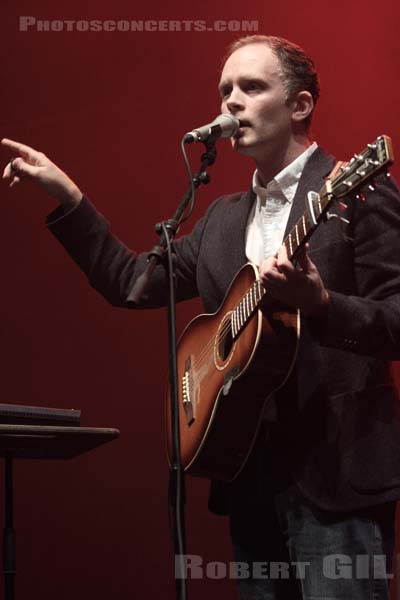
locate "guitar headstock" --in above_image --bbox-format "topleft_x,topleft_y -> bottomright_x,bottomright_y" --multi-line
328,135 -> 394,199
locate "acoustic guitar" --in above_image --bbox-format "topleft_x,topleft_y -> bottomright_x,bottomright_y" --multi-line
166,135 -> 394,481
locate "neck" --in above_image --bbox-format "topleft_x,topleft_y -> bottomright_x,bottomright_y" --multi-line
255,133 -> 311,186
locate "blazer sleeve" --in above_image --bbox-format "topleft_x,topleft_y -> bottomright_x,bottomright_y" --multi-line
46,196 -> 218,309
309,174 -> 400,359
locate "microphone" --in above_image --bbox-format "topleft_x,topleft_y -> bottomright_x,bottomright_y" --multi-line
183,114 -> 241,144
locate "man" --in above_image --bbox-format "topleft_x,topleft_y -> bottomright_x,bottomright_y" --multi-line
3,35 -> 400,599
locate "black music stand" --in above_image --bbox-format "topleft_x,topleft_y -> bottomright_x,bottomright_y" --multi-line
0,424 -> 120,600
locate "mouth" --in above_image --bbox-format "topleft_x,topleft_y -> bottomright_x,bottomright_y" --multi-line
233,120 -> 250,139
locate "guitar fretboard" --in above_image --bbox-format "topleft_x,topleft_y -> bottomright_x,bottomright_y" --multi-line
231,279 -> 264,339
283,183 -> 331,261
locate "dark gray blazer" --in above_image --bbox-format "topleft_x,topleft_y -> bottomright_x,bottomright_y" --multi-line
48,147 -> 400,512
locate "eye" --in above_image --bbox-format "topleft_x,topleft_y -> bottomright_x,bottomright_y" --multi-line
220,86 -> 232,99
245,81 -> 263,93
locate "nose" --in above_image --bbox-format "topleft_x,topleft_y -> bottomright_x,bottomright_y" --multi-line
222,87 -> 245,115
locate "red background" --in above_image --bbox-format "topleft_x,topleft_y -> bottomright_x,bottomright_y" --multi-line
1,0 -> 400,598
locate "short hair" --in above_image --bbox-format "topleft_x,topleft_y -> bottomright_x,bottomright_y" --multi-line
225,35 -> 320,131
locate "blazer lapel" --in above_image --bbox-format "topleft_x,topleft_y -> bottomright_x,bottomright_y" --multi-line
284,147 -> 336,238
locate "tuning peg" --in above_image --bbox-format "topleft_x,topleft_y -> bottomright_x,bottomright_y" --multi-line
386,171 -> 391,178
368,184 -> 376,192
355,193 -> 366,202
325,212 -> 350,224
338,201 -> 347,212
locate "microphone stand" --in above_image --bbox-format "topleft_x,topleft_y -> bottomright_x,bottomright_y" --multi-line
128,136 -> 218,600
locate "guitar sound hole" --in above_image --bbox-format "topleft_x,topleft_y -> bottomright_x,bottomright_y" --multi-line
218,321 -> 233,361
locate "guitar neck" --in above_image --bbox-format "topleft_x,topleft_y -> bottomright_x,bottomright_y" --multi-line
283,179 -> 333,262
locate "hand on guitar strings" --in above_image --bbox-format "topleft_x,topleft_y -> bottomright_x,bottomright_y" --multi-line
258,243 -> 330,317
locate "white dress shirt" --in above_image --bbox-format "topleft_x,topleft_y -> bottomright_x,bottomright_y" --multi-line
245,142 -> 318,265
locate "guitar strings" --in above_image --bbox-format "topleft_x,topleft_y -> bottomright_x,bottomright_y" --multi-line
189,301 -> 247,373
190,281 -> 265,373
191,284 -> 259,370
190,302 -> 262,388
192,278 -> 267,370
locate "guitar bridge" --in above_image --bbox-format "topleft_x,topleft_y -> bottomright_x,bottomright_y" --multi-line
182,356 -> 195,425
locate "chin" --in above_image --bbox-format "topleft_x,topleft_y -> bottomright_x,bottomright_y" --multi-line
231,137 -> 258,158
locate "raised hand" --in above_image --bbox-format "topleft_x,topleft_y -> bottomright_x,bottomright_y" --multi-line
2,138 -> 82,208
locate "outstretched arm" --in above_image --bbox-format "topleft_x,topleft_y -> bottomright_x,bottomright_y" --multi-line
1,138 -> 202,308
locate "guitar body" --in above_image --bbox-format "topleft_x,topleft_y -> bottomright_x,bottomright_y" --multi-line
166,263 -> 300,481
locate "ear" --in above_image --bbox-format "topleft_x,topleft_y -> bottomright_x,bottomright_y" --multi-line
291,90 -> 314,124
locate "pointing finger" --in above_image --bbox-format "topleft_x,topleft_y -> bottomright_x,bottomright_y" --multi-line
1,138 -> 39,161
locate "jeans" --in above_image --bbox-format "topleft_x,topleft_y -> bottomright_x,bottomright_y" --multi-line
228,436 -> 396,599
228,422 -> 396,600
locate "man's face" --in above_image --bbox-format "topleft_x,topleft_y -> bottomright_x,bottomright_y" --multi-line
219,44 -> 297,159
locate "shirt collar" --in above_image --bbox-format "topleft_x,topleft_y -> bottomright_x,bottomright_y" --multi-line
252,142 -> 318,204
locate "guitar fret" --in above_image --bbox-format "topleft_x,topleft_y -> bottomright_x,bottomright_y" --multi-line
249,290 -> 254,312
255,282 -> 260,303
295,224 -> 300,246
288,234 -> 293,257
232,311 -> 237,337
291,233 -> 299,254
258,280 -> 263,302
302,215 -> 307,236
246,293 -> 250,317
313,195 -> 323,219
